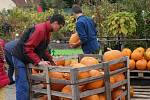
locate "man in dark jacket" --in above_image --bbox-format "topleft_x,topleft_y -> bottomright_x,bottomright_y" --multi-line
9,14 -> 65,100
70,5 -> 100,54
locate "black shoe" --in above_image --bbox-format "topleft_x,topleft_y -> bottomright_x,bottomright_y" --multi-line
8,81 -> 15,85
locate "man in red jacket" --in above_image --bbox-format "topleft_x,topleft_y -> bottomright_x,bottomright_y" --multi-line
7,14 -> 65,100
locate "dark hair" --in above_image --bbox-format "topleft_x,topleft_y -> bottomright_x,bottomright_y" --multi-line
72,4 -> 82,14
50,14 -> 65,26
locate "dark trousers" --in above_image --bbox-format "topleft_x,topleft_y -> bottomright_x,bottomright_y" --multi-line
91,48 -> 100,54
5,51 -> 14,83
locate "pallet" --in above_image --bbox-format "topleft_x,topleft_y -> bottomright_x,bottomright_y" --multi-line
27,54 -> 130,100
131,86 -> 150,100
130,70 -> 150,79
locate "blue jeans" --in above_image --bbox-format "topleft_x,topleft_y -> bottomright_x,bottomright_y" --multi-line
12,56 -> 29,100
5,51 -> 14,83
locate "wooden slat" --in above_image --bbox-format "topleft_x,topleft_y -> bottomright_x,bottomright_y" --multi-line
32,87 -> 72,99
133,94 -> 150,98
108,56 -> 128,65
130,76 -> 150,79
130,70 -> 150,73
133,86 -> 150,89
28,55 -> 130,100
77,63 -> 104,72
110,67 -> 128,76
80,87 -> 105,98
111,80 -> 128,89
134,92 -> 150,95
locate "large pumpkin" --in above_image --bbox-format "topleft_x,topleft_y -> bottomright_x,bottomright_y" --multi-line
85,70 -> 104,90
81,94 -> 100,100
131,48 -> 144,61
43,72 -> 65,91
55,56 -> 65,66
147,60 -> 150,70
144,48 -> 150,60
112,89 -> 125,100
80,57 -> 99,66
136,47 -> 145,54
99,94 -> 106,100
64,59 -> 72,66
69,33 -> 80,45
110,76 -> 116,84
103,50 -> 124,71
39,95 -> 61,100
136,59 -> 147,70
129,59 -> 136,70
63,63 -> 90,80
113,73 -> 125,83
121,48 -> 132,58
62,85 -> 84,100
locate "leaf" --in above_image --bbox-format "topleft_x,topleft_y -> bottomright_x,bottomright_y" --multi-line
121,26 -> 128,35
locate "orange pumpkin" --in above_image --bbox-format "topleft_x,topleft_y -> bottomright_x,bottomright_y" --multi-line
131,48 -> 144,61
136,59 -> 147,70
85,70 -> 104,90
129,59 -> 136,70
72,63 -> 90,79
64,59 -> 72,66
62,85 -> 84,100
99,94 -> 106,100
121,48 -> 132,58
147,60 -> 150,70
69,33 -> 80,45
70,59 -> 79,66
82,94 -> 100,100
112,89 -> 125,100
103,50 -> 124,71
136,47 -> 145,54
113,73 -> 125,83
144,48 -> 150,60
110,76 -> 116,84
63,63 -> 90,80
39,95 -> 60,100
43,72 -> 65,91
80,57 -> 99,66
55,57 -> 65,66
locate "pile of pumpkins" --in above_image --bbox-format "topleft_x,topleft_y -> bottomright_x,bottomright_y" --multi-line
122,47 -> 150,70
37,50 -> 127,100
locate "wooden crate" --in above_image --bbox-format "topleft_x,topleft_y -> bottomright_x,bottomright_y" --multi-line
27,54 -> 130,100
130,70 -> 150,79
131,86 -> 150,100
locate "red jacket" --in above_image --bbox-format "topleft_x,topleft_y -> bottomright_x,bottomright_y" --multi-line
12,21 -> 53,65
0,40 -> 10,87
0,63 -> 10,87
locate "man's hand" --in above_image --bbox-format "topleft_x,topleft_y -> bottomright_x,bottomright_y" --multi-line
69,43 -> 77,48
38,61 -> 50,66
69,40 -> 81,48
50,60 -> 56,66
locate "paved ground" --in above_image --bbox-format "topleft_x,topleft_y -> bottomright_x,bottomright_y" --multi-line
6,84 -> 16,100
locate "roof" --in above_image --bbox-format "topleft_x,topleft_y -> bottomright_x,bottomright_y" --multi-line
0,0 -> 16,10
12,0 -> 41,7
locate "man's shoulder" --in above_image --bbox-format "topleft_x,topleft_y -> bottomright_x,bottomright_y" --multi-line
35,22 -> 46,32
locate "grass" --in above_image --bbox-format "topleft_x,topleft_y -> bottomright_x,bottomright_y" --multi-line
51,49 -> 83,56
51,49 -> 102,56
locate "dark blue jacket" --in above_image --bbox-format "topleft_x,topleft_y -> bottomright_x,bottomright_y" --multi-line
76,15 -> 100,54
